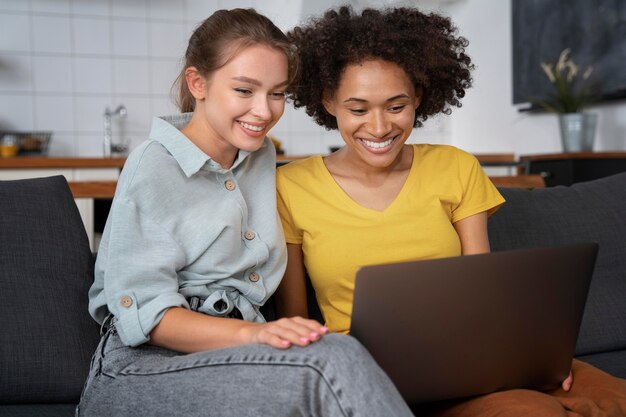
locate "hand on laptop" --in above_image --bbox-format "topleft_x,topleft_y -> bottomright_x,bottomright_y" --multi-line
562,370 -> 573,391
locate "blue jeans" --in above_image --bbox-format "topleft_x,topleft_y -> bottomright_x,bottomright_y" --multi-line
77,327 -> 413,417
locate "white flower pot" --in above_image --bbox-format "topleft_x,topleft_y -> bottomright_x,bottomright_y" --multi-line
558,113 -> 598,152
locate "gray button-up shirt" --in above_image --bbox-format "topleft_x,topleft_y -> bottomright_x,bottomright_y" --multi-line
88,114 -> 287,346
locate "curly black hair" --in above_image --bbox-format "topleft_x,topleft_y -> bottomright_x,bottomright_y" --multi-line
287,6 -> 473,130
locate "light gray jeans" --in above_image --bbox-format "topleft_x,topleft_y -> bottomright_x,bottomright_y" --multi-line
77,327 -> 413,417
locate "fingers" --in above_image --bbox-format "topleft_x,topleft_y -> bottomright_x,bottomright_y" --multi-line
289,316 -> 329,339
561,370 -> 574,391
271,317 -> 328,346
254,317 -> 328,349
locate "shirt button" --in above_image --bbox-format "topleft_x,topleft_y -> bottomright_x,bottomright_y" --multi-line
244,230 -> 256,240
224,180 -> 236,191
120,295 -> 133,308
249,272 -> 260,282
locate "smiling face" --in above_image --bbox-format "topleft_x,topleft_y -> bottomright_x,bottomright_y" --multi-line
185,43 -> 288,167
323,59 -> 422,170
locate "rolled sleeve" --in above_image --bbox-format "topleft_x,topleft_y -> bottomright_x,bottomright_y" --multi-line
104,198 -> 187,346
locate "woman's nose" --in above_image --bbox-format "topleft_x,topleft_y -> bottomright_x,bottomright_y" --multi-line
251,97 -> 272,120
368,111 -> 392,138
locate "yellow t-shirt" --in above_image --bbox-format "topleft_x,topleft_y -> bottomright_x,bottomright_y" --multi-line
276,144 -> 505,334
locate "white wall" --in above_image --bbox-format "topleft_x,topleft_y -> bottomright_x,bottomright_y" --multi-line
444,0 -> 626,155
1,0 -> 624,158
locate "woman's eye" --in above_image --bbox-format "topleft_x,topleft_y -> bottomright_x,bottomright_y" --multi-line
270,91 -> 286,99
389,105 -> 406,112
349,109 -> 367,115
234,88 -> 252,95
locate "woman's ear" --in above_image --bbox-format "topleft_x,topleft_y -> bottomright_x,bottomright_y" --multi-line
322,92 -> 336,116
185,67 -> 207,100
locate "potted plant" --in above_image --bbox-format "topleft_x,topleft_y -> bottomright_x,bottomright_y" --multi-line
534,48 -> 598,152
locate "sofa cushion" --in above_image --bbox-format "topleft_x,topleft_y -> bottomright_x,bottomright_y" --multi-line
577,349 -> 626,379
0,176 -> 100,404
0,403 -> 78,417
488,173 -> 626,358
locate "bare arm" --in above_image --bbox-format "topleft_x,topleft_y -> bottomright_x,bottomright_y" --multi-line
149,304 -> 325,354
274,243 -> 309,318
453,211 -> 490,255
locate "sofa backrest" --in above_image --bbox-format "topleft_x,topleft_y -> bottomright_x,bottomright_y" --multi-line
0,176 -> 100,404
488,172 -> 626,357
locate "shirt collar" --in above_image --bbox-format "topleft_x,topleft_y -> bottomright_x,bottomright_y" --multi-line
149,113 -> 253,177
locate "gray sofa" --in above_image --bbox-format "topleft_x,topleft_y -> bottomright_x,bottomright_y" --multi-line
1,172 -> 625,416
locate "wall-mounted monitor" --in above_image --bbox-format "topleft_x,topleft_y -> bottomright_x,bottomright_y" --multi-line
512,0 -> 626,109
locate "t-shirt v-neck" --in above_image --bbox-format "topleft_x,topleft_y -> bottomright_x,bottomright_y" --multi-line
314,153 -> 418,217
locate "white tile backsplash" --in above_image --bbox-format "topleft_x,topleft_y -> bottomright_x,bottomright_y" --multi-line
73,17 -> 111,55
256,0 -> 301,32
0,0 -> 360,157
150,59 -> 182,97
184,20 -> 201,40
47,131 -> 76,156
112,19 -> 149,57
111,0 -> 148,19
113,96 -> 152,134
0,0 -> 29,12
76,133 -> 105,157
31,0 -> 71,15
0,14 -> 31,52
73,57 -> 113,94
149,21 -> 186,59
0,94 -> 35,130
113,58 -> 151,95
72,0 -> 111,17
34,95 -> 75,131
183,0 -> 221,22
224,0 -> 258,10
32,56 -> 73,93
0,54 -> 33,92
149,0 -> 185,21
152,96 -> 180,118
32,15 -> 72,54
74,96 -> 113,132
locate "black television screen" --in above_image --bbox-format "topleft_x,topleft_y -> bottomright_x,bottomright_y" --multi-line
512,0 -> 626,107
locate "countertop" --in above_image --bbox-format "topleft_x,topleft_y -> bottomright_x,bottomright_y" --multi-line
0,157 -> 127,169
0,153 -> 522,169
0,155 -> 312,169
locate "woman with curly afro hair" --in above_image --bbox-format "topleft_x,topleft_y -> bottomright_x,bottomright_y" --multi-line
275,5 -> 626,417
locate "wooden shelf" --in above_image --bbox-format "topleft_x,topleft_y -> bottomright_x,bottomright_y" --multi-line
519,151 -> 626,163
474,153 -> 516,166
68,181 -> 118,199
0,157 -> 126,169
489,174 -> 545,189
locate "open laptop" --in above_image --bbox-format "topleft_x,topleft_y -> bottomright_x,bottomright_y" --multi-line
349,243 -> 598,404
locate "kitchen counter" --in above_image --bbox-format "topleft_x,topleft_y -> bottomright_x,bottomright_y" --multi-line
0,153 -> 524,251
0,157 -> 127,169
0,155 -> 311,169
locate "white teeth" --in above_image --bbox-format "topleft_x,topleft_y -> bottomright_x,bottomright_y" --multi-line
238,121 -> 264,132
360,137 -> 394,149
